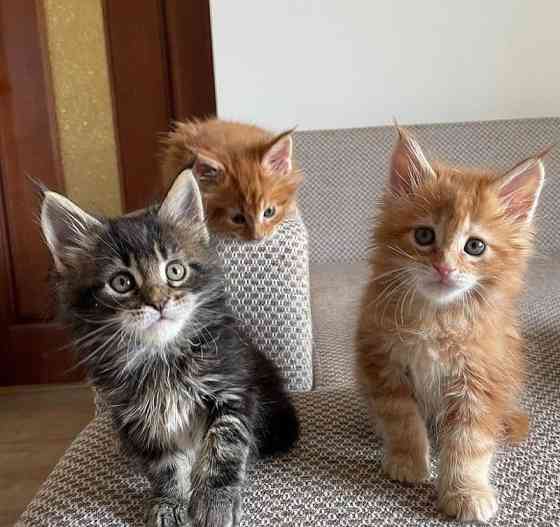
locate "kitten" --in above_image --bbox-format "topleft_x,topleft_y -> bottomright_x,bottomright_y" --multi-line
161,118 -> 302,240
40,170 -> 299,527
356,128 -> 547,522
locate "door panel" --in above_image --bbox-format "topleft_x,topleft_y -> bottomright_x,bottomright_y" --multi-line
0,0 -> 76,386
0,0 -> 63,321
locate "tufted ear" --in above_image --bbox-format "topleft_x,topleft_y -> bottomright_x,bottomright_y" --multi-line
262,129 -> 294,176
40,191 -> 102,272
495,148 -> 550,223
390,126 -> 436,195
159,168 -> 206,228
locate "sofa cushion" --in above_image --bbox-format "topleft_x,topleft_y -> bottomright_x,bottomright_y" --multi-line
211,209 -> 313,391
17,377 -> 560,526
310,261 -> 368,388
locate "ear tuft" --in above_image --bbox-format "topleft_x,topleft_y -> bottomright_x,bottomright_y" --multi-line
159,169 -> 207,228
262,130 -> 294,176
390,126 -> 435,195
496,151 -> 548,223
40,191 -> 102,272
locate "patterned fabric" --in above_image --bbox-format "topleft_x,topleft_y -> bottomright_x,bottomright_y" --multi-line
210,210 -> 313,392
296,118 -> 560,264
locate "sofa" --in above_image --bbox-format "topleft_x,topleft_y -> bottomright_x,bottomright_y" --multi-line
18,118 -> 560,526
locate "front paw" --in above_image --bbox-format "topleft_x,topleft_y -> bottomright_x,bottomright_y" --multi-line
189,487 -> 241,527
382,450 -> 430,483
439,486 -> 498,523
145,497 -> 190,527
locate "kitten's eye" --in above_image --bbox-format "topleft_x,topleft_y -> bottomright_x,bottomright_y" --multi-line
166,260 -> 187,283
263,206 -> 276,219
231,213 -> 246,225
464,237 -> 486,256
414,226 -> 436,246
109,272 -> 135,294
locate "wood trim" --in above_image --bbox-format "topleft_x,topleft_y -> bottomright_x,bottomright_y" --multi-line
0,42 -> 14,340
164,0 -> 216,121
0,0 -> 64,321
2,323 -> 79,386
103,0 -> 217,211
102,0 -> 172,212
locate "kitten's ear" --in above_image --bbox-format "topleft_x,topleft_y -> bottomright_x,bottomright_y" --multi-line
262,130 -> 294,176
159,169 -> 206,227
390,127 -> 436,195
495,148 -> 550,222
192,151 -> 224,182
40,191 -> 102,272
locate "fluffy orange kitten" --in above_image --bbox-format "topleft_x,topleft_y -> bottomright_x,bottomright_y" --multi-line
162,118 -> 302,240
356,128 -> 548,522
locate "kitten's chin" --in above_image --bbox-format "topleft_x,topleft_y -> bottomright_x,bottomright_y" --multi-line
417,281 -> 469,306
141,318 -> 185,347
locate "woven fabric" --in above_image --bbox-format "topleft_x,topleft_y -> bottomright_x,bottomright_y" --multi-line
296,118 -> 560,264
18,257 -> 560,527
210,210 -> 313,392
310,262 -> 368,388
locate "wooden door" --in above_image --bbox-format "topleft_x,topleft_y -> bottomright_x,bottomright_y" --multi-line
0,0 -> 215,385
0,1 -> 75,385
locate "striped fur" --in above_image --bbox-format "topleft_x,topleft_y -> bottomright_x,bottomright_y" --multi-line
40,171 -> 299,527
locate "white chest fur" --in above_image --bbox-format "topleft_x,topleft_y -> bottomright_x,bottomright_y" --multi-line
389,333 -> 449,421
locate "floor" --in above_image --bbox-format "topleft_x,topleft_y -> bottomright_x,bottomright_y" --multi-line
0,383 -> 94,527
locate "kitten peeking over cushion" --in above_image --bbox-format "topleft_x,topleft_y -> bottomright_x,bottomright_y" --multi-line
162,118 -> 302,241
356,128 -> 549,523
40,170 -> 299,527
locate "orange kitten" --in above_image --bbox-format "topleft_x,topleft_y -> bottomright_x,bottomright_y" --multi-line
161,118 -> 302,240
356,128 -> 548,522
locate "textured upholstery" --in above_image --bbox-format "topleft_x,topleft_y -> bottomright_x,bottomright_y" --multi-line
18,119 -> 560,526
212,210 -> 313,391
296,118 -> 560,264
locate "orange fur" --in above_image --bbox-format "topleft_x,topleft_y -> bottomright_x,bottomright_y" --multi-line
356,128 -> 546,522
161,118 -> 302,240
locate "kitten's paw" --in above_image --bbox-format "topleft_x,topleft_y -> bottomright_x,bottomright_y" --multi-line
145,497 -> 190,527
439,486 -> 498,523
189,487 -> 241,527
382,451 -> 430,483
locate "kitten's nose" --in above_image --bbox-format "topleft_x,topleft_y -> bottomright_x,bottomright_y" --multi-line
148,299 -> 168,313
432,262 -> 454,281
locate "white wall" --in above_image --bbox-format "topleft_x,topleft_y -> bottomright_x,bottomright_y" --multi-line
210,1 -> 560,131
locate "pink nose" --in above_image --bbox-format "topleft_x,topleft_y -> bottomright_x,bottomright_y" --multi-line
432,262 -> 454,280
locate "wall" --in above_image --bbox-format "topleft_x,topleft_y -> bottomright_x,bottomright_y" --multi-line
210,1 -> 560,131
43,0 -> 122,215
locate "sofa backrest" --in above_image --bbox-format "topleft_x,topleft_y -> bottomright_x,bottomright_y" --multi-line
295,118 -> 560,265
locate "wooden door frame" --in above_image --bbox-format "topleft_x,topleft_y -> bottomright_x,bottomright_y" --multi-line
102,0 -> 216,211
0,0 -> 81,384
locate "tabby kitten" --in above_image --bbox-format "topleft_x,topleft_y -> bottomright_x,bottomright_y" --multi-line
40,170 -> 299,527
356,128 -> 547,522
162,118 -> 302,240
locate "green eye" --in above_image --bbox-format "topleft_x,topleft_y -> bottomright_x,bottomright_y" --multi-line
414,226 -> 436,246
464,237 -> 486,256
166,260 -> 187,283
263,206 -> 276,219
109,272 -> 135,294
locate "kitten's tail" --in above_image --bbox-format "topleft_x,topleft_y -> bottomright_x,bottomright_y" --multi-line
504,409 -> 529,445
256,395 -> 300,458
253,353 -> 300,457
